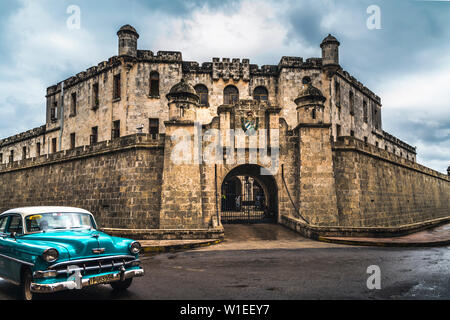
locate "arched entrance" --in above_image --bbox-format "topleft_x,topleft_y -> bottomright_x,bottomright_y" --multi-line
221,164 -> 278,224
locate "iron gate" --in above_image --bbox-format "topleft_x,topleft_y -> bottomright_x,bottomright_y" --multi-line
221,177 -> 273,224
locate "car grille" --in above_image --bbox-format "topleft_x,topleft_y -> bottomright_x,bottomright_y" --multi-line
48,255 -> 140,276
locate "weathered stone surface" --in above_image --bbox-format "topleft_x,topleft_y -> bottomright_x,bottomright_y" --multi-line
0,26 -> 447,238
0,134 -> 164,229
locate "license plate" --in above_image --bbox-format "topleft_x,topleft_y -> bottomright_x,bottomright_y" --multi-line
88,273 -> 116,286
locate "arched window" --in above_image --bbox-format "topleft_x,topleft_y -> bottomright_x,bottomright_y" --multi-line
253,86 -> 268,102
149,71 -> 160,97
194,84 -> 209,106
224,85 -> 239,105
302,76 -> 311,85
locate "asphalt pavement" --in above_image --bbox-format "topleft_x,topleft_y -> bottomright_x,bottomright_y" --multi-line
1,224 -> 448,300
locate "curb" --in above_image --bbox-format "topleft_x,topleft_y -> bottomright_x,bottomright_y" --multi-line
318,236 -> 450,248
141,239 -> 223,254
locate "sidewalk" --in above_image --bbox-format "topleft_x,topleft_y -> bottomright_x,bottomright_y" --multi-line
318,223 -> 450,247
139,239 -> 222,254
137,223 -> 450,253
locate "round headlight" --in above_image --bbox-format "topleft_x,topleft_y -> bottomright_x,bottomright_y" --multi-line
129,241 -> 142,254
42,248 -> 59,263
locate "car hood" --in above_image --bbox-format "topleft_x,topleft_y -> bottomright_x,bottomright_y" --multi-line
22,229 -> 132,260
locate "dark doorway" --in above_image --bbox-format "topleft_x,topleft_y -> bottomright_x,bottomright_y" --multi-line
221,164 -> 278,224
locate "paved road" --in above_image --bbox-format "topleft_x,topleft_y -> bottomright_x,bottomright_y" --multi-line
1,224 -> 449,300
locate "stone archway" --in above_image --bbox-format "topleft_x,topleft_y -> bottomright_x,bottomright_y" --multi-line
220,164 -> 278,224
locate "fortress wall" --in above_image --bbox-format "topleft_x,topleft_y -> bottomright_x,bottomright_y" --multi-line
333,137 -> 450,228
0,134 -> 164,229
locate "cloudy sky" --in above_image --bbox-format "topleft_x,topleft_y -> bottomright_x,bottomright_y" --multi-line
0,0 -> 449,173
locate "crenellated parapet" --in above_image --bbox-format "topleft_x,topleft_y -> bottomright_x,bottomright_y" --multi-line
277,56 -> 323,70
46,83 -> 63,97
182,61 -> 213,74
337,69 -> 381,104
61,56 -> 122,90
212,58 -> 250,81
249,64 -> 278,77
49,50 -> 184,92
0,125 -> 46,148
0,133 -> 164,173
137,50 -> 183,63
383,131 -> 416,154
333,136 -> 447,181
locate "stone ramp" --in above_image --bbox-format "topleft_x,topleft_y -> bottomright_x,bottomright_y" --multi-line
140,239 -> 222,254
319,223 -> 450,247
223,223 -> 308,241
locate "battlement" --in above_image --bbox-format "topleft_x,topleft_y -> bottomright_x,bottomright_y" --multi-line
382,131 -> 416,154
67,56 -> 123,88
333,136 -> 446,180
137,50 -> 183,63
249,64 -> 279,76
277,56 -> 323,70
0,133 -> 165,174
47,51 -> 184,93
46,83 -> 62,97
338,69 -> 381,104
211,57 -> 250,81
0,125 -> 46,148
182,61 -> 213,74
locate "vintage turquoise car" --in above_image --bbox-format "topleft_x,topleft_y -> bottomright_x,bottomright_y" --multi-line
0,207 -> 144,300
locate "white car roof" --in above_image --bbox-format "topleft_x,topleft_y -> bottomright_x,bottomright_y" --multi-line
1,207 -> 93,218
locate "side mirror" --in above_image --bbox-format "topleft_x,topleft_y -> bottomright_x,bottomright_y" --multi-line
10,232 -> 17,239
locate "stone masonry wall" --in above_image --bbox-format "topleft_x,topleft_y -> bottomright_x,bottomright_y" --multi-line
0,134 -> 164,229
333,136 -> 450,227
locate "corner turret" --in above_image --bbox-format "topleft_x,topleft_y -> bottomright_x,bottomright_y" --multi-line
321,34 -> 340,77
117,24 -> 139,57
294,77 -> 326,125
166,79 -> 200,121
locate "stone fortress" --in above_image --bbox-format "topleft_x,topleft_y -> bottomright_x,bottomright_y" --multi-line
0,25 -> 448,239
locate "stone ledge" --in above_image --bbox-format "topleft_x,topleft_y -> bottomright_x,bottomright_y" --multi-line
333,136 -> 449,181
280,215 -> 450,239
100,227 -> 225,240
140,239 -> 223,254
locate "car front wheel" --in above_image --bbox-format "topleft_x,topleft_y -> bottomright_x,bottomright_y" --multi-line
110,278 -> 133,291
20,269 -> 34,301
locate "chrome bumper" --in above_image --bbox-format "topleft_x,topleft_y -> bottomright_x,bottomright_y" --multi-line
30,268 -> 144,293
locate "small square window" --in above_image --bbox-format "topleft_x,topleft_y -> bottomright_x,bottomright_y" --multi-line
149,118 -> 159,139
52,138 -> 57,153
70,133 -> 76,150
112,121 -> 120,139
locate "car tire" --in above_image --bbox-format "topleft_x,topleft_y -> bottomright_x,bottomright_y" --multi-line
20,268 -> 34,301
110,278 -> 133,291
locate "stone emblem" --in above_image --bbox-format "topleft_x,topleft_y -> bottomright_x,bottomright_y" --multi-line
241,111 -> 259,136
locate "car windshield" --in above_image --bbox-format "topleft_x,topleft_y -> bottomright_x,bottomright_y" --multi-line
25,212 -> 96,233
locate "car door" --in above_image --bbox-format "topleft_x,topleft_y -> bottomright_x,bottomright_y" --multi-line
1,215 -> 25,283
0,215 -> 9,278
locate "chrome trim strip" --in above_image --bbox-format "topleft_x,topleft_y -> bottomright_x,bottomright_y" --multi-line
0,276 -> 20,286
48,255 -> 136,269
0,253 -> 34,267
33,270 -> 58,279
30,268 -> 145,293
39,259 -> 141,277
